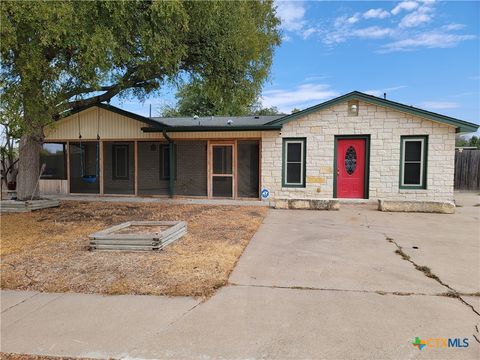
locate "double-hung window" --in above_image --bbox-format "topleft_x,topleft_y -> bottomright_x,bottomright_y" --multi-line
400,136 -> 428,189
282,138 -> 306,187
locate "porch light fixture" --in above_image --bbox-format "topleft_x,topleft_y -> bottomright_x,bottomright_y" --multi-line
348,100 -> 359,116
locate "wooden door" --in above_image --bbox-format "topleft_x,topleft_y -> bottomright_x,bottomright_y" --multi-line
336,138 -> 366,198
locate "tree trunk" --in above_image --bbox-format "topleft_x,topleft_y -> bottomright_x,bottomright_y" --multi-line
16,132 -> 42,200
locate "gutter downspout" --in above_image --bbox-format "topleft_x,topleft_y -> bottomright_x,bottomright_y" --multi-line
162,129 -> 174,198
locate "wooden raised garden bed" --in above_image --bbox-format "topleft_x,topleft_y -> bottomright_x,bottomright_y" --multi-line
89,220 -> 187,251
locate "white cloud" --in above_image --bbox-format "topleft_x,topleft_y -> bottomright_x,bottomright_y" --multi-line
354,27 -> 395,39
363,8 -> 390,19
442,23 -> 466,31
419,101 -> 460,110
363,86 -> 407,97
399,12 -> 431,28
399,3 -> 435,28
262,84 -> 339,112
276,1 -> 306,32
334,13 -> 361,27
302,27 -> 317,39
323,25 -> 395,45
391,1 -> 419,16
347,13 -> 361,24
381,32 -> 476,52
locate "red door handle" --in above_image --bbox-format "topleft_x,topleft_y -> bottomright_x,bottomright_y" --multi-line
337,168 -> 340,176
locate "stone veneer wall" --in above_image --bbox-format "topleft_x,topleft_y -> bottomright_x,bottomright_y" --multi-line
261,100 -> 456,202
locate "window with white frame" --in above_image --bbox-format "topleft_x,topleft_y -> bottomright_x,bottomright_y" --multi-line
400,136 -> 427,189
283,138 -> 306,187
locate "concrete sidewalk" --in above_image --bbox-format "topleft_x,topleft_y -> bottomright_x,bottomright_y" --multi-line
1,193 -> 479,359
1,287 -> 478,359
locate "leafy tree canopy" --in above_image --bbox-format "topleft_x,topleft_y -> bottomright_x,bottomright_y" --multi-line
0,0 -> 280,198
160,80 -> 283,117
456,135 -> 480,149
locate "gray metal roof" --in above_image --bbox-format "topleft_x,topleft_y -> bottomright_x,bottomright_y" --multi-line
150,115 -> 283,127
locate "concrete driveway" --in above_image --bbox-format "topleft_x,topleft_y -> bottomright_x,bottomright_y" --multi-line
1,193 -> 479,359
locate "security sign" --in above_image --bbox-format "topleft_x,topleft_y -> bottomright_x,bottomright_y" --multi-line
261,188 -> 270,199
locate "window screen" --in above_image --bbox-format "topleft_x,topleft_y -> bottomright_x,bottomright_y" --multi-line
160,145 -> 170,179
174,141 -> 207,196
40,143 -> 66,179
112,145 -> 129,179
69,142 -> 100,194
212,176 -> 233,197
283,139 -> 306,186
237,141 -> 259,198
104,142 -> 134,195
213,146 -> 232,174
401,137 -> 427,188
137,141 -> 169,196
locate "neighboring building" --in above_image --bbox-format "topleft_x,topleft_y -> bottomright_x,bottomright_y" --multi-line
40,91 -> 478,202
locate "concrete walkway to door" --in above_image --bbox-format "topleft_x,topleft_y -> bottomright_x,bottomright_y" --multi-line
1,193 -> 479,359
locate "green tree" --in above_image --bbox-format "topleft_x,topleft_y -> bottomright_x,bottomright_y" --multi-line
291,107 -> 301,114
1,0 -> 280,199
160,81 -> 282,117
469,135 -> 479,149
455,135 -> 468,147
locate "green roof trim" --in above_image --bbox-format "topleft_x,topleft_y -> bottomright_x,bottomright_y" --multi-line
141,125 -> 282,132
60,103 -> 166,128
266,91 -> 479,133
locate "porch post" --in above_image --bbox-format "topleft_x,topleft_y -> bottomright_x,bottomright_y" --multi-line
66,141 -> 70,194
162,129 -> 175,198
99,140 -> 104,195
134,140 -> 138,196
169,141 -> 174,198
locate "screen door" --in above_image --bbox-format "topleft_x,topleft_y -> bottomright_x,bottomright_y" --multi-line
211,144 -> 234,198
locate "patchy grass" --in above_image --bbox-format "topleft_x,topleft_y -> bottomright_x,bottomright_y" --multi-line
394,249 -> 410,261
0,201 -> 267,297
439,291 -> 460,298
414,265 -> 440,281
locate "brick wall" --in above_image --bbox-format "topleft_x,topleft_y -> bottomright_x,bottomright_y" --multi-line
261,100 -> 456,201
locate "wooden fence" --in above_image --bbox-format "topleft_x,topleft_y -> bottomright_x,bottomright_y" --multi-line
454,150 -> 480,190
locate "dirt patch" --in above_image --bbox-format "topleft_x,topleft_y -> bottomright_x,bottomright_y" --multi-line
0,201 -> 267,297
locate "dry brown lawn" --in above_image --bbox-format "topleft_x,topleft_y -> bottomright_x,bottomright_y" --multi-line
0,201 -> 267,297
0,354 -> 94,360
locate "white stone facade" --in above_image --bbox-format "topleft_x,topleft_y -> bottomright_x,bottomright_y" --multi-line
260,100 -> 456,202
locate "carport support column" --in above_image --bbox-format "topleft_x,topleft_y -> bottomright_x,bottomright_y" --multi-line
163,129 -> 175,198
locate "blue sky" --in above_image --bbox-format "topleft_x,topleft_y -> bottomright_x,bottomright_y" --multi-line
112,0 -> 479,129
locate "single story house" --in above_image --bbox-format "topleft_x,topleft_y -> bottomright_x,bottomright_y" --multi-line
40,91 -> 478,202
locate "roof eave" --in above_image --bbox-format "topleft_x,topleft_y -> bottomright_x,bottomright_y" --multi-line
141,125 -> 282,133
267,91 -> 479,133
58,103 -> 167,128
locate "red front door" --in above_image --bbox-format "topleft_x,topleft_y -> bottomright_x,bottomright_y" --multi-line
336,138 -> 366,198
